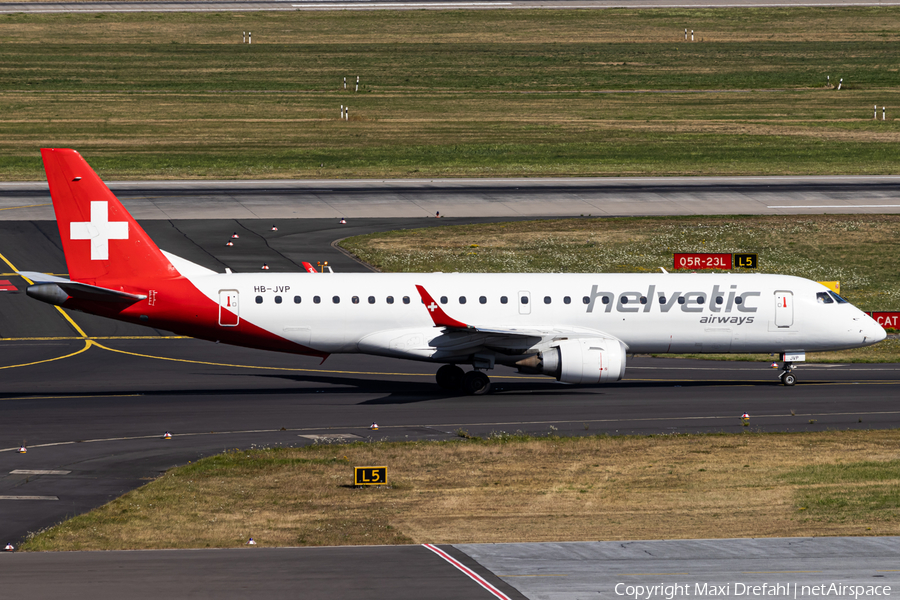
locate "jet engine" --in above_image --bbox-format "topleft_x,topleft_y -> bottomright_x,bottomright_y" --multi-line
516,338 -> 627,384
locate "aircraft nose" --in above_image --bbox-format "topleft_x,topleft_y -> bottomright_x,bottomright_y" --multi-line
861,315 -> 887,344
870,321 -> 888,343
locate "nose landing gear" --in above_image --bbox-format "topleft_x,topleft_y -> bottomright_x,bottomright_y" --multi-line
779,358 -> 797,386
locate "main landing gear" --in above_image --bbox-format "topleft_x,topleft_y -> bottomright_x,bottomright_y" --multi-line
436,364 -> 492,395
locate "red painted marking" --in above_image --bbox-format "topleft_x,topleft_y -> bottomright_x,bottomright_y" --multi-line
673,253 -> 732,270
422,544 -> 512,600
415,285 -> 470,329
869,312 -> 900,329
0,280 -> 16,292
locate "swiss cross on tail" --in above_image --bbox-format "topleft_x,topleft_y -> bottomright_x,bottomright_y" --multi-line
70,201 -> 129,260
414,285 -> 472,329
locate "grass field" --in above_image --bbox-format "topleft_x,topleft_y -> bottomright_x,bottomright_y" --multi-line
19,430 -> 900,551
1,9 -> 899,179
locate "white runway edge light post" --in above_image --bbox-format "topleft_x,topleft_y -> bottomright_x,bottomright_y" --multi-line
838,78 -> 842,90
883,106 -> 887,121
356,75 -> 359,92
344,76 -> 347,90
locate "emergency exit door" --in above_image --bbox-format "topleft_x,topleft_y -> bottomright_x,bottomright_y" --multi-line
519,291 -> 531,315
774,291 -> 793,327
219,290 -> 240,326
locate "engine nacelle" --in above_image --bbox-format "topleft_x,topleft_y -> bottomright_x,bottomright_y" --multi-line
519,338 -> 627,384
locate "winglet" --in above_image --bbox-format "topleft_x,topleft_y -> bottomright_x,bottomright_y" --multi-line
302,262 -> 317,274
415,285 -> 472,329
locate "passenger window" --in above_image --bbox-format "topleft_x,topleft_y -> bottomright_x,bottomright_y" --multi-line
333,296 -> 340,304
521,296 -> 529,305
293,296 -> 301,304
583,296 -> 590,304
621,296 -> 628,304
313,296 -> 321,304
255,296 -> 263,304
479,296 -> 487,304
459,296 -> 466,304
386,296 -> 394,304
697,296 -> 705,304
602,296 -> 610,305
678,297 -> 686,304
640,296 -> 647,305
275,296 -> 282,304
715,296 -> 723,305
564,296 -> 571,304
735,296 -> 743,305
501,296 -> 508,304
403,296 -> 410,305
828,291 -> 849,304
659,295 -> 667,304
543,296 -> 551,304
352,296 -> 359,304
440,296 -> 448,304
368,296 -> 376,304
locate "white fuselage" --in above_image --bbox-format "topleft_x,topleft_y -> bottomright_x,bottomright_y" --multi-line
191,271 -> 885,361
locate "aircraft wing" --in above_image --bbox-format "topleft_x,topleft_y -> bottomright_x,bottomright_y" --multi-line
414,284 -> 603,339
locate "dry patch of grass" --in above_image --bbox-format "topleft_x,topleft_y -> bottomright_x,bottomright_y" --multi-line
20,430 -> 900,551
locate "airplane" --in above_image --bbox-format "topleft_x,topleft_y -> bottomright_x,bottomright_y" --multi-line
21,148 -> 887,394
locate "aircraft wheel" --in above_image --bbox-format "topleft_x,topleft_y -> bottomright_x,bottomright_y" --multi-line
436,364 -> 465,391
781,372 -> 797,386
461,370 -> 492,396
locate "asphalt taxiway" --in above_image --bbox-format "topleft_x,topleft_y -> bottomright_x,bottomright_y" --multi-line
5,175 -> 900,221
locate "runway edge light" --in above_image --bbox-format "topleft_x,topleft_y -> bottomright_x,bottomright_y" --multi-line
3,543 -> 14,552
163,432 -> 172,440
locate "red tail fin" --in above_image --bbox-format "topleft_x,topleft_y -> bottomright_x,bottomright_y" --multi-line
41,148 -> 177,285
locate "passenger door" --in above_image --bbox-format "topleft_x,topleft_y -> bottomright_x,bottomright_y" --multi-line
774,291 -> 793,328
219,290 -> 240,326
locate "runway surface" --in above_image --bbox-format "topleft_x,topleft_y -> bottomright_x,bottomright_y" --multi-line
2,207 -> 898,597
2,537 -> 899,599
3,0 -> 899,14
4,175 -> 900,221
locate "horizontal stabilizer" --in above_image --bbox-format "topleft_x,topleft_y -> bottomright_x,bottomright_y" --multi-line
20,271 -> 146,305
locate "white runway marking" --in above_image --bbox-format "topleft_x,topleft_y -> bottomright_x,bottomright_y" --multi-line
0,495 -> 59,501
9,470 -> 71,475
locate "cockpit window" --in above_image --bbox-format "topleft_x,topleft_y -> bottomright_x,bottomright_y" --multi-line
816,292 -> 834,304
829,291 -> 849,304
